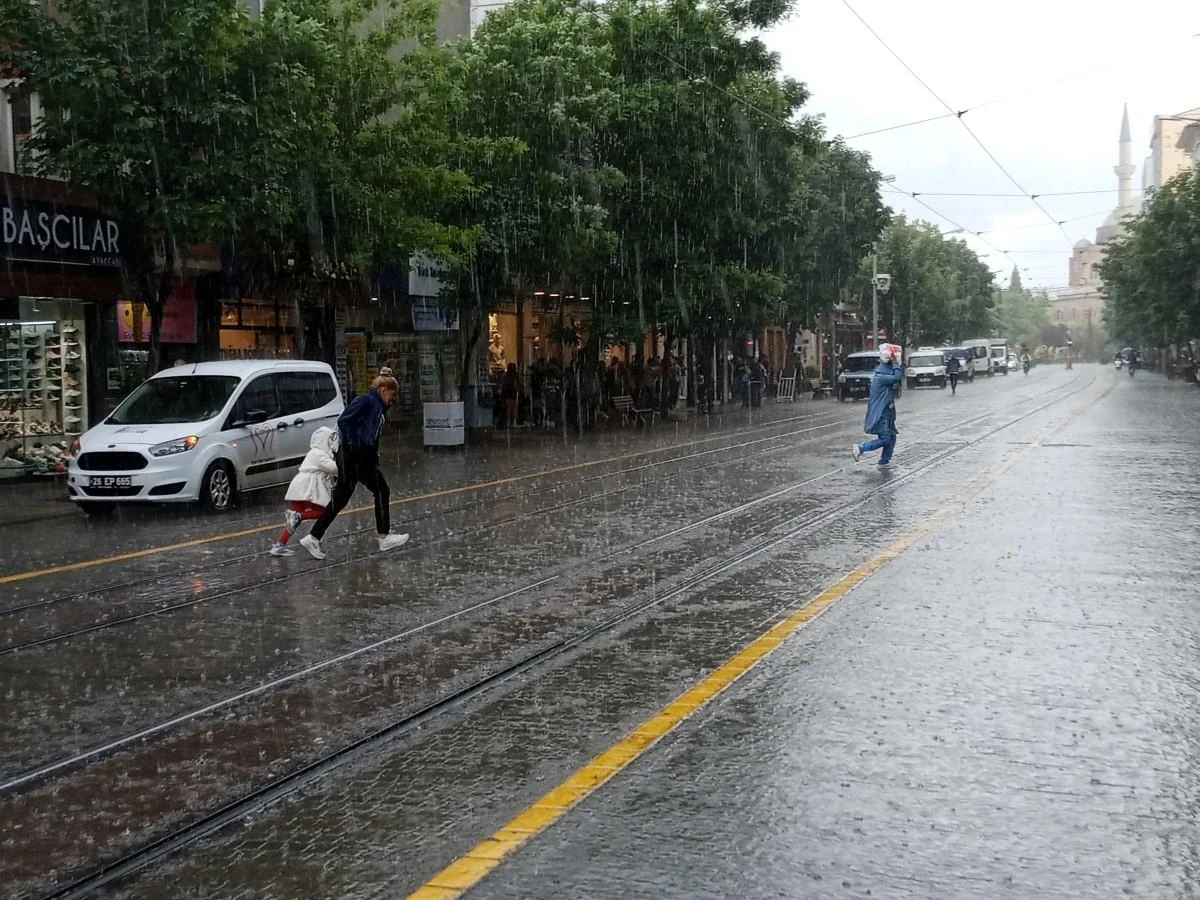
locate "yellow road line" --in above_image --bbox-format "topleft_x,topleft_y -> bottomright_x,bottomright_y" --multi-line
0,415 -> 832,586
406,498 -> 962,900
406,393 -> 1097,899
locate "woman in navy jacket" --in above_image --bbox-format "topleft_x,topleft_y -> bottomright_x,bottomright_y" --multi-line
300,374 -> 409,558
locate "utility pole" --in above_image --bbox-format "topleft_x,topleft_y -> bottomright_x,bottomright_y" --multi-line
872,254 -> 879,351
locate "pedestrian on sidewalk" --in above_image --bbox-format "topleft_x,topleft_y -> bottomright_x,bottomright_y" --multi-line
851,344 -> 903,467
300,373 -> 409,559
270,426 -> 339,556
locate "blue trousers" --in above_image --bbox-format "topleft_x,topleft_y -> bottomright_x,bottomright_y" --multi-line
858,432 -> 896,464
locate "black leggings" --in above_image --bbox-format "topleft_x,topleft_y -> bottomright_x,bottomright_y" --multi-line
310,449 -> 390,539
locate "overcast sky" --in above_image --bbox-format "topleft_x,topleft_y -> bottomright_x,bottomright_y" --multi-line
761,0 -> 1200,290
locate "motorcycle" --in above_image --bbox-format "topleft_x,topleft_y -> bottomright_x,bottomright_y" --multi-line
1022,360 -> 1030,375
1128,360 -> 1136,377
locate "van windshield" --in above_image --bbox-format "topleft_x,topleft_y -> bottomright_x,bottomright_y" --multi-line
107,376 -> 241,425
991,347 -> 1007,358
842,356 -> 877,373
909,354 -> 943,368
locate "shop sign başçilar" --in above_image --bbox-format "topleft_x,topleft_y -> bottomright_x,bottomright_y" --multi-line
2,197 -> 125,271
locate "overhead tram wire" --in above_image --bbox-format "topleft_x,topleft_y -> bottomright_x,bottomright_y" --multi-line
562,1 -> 1067,283
841,0 -> 1075,246
883,188 -> 1143,199
884,180 -> 1028,276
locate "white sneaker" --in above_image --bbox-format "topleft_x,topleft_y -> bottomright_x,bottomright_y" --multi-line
377,532 -> 410,551
851,443 -> 862,462
284,509 -> 302,531
299,534 -> 325,559
269,542 -> 294,557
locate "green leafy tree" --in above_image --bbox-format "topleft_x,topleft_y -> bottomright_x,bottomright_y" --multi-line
993,283 -> 1050,351
851,217 -> 994,349
776,138 -> 888,370
3,0 -> 475,370
4,0 -> 264,370
1100,165 -> 1200,348
444,0 -> 621,375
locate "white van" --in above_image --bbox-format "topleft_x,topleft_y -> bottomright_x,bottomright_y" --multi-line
905,348 -> 947,389
67,360 -> 344,515
989,339 -> 1009,375
961,339 -> 993,376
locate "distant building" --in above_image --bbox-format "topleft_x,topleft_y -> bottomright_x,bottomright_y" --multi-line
1142,105 -> 1200,193
1054,105 -> 1140,333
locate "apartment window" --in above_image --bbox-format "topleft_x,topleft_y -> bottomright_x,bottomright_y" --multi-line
10,89 -> 32,173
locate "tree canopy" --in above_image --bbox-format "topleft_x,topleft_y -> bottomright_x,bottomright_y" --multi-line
1100,166 -> 1200,348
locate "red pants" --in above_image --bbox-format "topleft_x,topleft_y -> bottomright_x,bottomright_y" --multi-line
279,500 -> 324,544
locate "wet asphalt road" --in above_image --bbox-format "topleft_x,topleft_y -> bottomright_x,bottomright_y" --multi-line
3,365 -> 1198,899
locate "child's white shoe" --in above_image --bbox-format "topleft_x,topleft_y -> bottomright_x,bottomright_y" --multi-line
269,542 -> 294,557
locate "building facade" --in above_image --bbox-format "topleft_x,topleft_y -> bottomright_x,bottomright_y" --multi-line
1054,105 -> 1140,342
1142,106 -> 1200,193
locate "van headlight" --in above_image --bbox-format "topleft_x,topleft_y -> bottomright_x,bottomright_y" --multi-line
149,435 -> 200,457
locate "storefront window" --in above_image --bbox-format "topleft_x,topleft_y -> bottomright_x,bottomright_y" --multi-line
1,299 -> 90,478
219,297 -> 297,359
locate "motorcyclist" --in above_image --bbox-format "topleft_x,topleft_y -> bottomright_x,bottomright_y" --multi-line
1021,352 -> 1031,374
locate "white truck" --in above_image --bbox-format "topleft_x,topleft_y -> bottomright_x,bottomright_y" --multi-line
962,339 -> 994,377
989,339 -> 1009,376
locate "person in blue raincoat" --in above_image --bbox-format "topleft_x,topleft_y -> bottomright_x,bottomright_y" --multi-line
851,345 -> 903,467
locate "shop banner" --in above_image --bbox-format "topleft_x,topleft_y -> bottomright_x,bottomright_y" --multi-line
345,330 -> 369,397
408,253 -> 449,298
2,197 -> 125,270
411,297 -> 459,332
423,401 -> 465,447
117,282 -> 197,344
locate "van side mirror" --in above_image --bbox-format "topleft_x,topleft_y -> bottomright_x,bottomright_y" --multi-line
232,408 -> 269,429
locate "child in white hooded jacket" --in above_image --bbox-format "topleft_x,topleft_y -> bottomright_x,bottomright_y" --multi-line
270,426 -> 339,556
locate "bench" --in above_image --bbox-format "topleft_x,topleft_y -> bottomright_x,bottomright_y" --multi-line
631,405 -> 657,426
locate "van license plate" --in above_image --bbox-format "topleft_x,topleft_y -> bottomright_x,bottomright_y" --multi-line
90,476 -> 132,488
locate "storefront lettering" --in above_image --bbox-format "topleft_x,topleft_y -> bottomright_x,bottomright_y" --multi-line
1,200 -> 124,269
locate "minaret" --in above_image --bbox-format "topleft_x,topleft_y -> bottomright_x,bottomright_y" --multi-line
1115,103 -> 1134,210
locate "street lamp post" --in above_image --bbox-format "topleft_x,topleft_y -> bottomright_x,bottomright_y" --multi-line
871,175 -> 896,350
871,257 -> 892,350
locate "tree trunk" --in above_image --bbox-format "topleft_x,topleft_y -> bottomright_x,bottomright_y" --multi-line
147,237 -> 179,373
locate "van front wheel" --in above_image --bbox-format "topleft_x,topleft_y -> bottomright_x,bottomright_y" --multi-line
201,461 -> 237,513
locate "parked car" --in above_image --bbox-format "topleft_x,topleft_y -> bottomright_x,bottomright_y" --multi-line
1006,353 -> 1019,372
837,350 -> 903,402
67,360 -> 344,516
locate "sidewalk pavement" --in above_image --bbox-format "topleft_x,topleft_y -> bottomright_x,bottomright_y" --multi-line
0,397 -> 822,526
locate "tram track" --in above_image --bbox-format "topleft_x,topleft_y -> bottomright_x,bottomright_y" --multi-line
3,376 -> 1093,792
0,416 -> 848,653
24,370 -> 1104,900
5,371 -> 1093,793
0,375 -> 1077,656
0,408 -> 844,617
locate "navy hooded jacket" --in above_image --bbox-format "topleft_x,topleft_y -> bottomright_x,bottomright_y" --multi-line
337,389 -> 388,453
